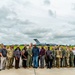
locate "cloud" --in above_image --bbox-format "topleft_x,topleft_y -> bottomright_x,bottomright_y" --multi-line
44,0 -> 50,5
20,28 -> 52,39
68,21 -> 75,25
48,9 -> 56,17
72,3 -> 75,10
0,0 -> 75,45
54,33 -> 75,39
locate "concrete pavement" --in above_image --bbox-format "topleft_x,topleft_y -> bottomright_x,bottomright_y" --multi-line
0,67 -> 75,75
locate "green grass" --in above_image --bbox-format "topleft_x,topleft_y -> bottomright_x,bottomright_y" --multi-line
12,45 -> 75,50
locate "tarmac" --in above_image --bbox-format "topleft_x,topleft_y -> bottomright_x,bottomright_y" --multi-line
0,67 -> 75,75
0,58 -> 75,75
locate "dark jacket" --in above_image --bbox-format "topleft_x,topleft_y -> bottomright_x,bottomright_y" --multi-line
39,48 -> 45,56
32,47 -> 39,57
0,48 -> 7,57
22,50 -> 28,59
14,47 -> 21,58
46,50 -> 54,60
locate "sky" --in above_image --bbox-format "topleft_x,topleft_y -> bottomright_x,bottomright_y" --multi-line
0,0 -> 75,45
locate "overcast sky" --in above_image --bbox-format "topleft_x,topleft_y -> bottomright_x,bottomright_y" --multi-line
0,0 -> 75,45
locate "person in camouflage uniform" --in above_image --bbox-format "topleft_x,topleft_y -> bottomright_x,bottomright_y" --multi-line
52,47 -> 56,67
56,47 -> 62,68
69,48 -> 74,67
27,45 -> 32,68
65,47 -> 70,67
6,46 -> 14,69
61,47 -> 66,67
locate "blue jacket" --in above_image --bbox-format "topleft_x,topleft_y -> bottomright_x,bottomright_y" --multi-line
32,47 -> 39,57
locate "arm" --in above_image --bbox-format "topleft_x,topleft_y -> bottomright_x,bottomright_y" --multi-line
22,50 -> 27,59
0,52 -> 3,57
0,49 -> 3,57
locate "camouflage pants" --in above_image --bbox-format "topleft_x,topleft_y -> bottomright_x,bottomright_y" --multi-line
52,58 -> 56,67
65,57 -> 70,66
27,56 -> 32,67
7,57 -> 13,68
70,57 -> 74,67
56,58 -> 60,68
62,58 -> 66,67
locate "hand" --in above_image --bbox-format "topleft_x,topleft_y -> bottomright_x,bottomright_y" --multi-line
16,57 -> 18,60
40,55 -> 41,57
0,53 -> 3,57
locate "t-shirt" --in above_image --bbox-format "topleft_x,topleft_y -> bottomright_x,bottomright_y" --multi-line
72,50 -> 75,55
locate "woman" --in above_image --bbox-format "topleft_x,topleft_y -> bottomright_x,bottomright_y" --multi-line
14,46 -> 21,69
21,46 -> 28,68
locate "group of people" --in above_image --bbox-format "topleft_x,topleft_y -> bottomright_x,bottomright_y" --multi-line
0,43 -> 75,71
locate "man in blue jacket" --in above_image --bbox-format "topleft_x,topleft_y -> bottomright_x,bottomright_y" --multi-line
32,44 -> 39,68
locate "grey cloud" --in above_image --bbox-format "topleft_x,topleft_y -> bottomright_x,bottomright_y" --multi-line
21,28 -> 51,34
0,7 -> 10,20
48,10 -> 56,17
44,0 -> 50,5
68,21 -> 75,25
20,28 -> 52,39
0,7 -> 16,28
29,34 -> 44,39
17,19 -> 35,25
72,3 -> 75,10
15,0 -> 30,5
0,6 -> 35,29
53,33 -> 75,39
9,19 -> 35,26
0,0 -> 75,45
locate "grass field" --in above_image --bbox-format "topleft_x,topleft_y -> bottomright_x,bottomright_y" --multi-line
13,45 -> 74,50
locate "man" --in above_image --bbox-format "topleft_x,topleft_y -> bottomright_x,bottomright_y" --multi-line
65,47 -> 70,67
72,47 -> 75,67
10,45 -> 14,67
52,46 -> 56,67
70,48 -> 74,67
61,47 -> 66,67
27,45 -> 32,68
56,47 -> 62,68
46,46 -> 54,69
39,46 -> 45,68
32,44 -> 39,68
0,44 -> 7,71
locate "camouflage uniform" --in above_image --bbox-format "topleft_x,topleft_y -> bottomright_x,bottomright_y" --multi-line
56,48 -> 62,68
52,49 -> 56,67
27,47 -> 32,67
65,49 -> 70,67
61,48 -> 66,67
70,49 -> 74,67
7,48 -> 14,69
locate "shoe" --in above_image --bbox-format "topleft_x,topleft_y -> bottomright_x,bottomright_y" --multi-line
35,67 -> 38,69
2,68 -> 5,70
